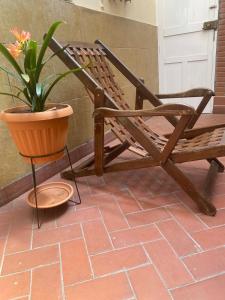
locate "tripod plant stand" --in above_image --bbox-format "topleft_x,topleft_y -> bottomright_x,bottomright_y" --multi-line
20,146 -> 81,228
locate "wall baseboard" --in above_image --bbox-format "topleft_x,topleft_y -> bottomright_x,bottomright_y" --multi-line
0,131 -> 115,207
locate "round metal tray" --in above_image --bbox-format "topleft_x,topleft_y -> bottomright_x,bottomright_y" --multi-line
27,182 -> 74,208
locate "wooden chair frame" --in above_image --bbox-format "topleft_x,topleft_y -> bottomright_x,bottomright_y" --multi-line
49,37 -> 225,216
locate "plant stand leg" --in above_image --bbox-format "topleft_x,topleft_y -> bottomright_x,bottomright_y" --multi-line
65,146 -> 81,205
31,158 -> 41,229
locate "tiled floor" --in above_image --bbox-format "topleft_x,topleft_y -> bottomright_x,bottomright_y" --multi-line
1,115 -> 225,300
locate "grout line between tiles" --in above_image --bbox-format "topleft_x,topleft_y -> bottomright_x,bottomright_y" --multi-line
58,243 -> 66,300
125,270 -> 137,300
155,226 -> 196,283
80,223 -> 94,279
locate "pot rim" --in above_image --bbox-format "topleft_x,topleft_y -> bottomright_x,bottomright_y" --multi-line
1,103 -> 73,122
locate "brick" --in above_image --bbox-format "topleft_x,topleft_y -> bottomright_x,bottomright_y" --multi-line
172,274 -> 225,300
157,219 -> 199,256
110,224 -> 161,248
168,204 -> 206,232
56,207 -> 100,226
145,240 -> 193,288
129,265 -> 171,300
91,245 -> 148,276
183,247 -> 225,280
2,245 -> 58,274
82,220 -> 112,255
31,263 -> 62,300
66,273 -> 133,300
61,239 -> 92,285
0,271 -> 30,300
191,226 -> 225,249
126,208 -> 170,227
33,223 -> 81,248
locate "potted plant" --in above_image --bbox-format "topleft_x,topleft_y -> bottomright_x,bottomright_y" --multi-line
0,21 -> 80,164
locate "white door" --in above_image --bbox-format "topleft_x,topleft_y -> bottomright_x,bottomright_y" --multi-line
158,0 -> 219,112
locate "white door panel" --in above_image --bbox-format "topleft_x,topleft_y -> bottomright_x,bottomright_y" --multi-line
158,0 -> 218,112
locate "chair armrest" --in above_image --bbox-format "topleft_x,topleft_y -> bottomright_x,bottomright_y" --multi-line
94,104 -> 196,118
155,88 -> 215,99
155,88 -> 214,129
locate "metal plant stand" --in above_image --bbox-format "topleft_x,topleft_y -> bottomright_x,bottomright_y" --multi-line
20,146 -> 81,228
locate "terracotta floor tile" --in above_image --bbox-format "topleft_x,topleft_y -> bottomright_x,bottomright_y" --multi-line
191,226 -> 225,250
128,265 -> 171,300
2,245 -> 59,274
5,227 -> 32,254
91,245 -> 148,276
213,183 -> 225,196
32,223 -> 81,248
198,208 -> 225,227
31,263 -> 62,300
139,194 -> 178,210
65,273 -> 133,300
157,219 -> 200,256
172,274 -> 225,300
0,211 -> 13,225
126,208 -> 170,227
82,220 -> 112,255
0,239 -> 5,261
0,223 -> 9,239
56,207 -> 100,226
212,194 -> 225,209
11,207 -> 33,229
0,271 -> 30,300
115,189 -> 141,214
76,193 -> 113,209
110,224 -> 161,248
61,239 -> 92,285
174,191 -> 199,212
145,239 -> 193,288
100,201 -> 129,232
168,204 -> 206,232
183,247 -> 225,280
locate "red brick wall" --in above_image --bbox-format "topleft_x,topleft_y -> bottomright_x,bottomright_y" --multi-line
214,0 -> 225,113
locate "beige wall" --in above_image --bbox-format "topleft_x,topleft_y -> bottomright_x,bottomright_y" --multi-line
0,0 -> 158,187
72,0 -> 157,25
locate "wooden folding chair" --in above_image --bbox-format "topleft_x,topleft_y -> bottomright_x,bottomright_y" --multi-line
49,37 -> 225,216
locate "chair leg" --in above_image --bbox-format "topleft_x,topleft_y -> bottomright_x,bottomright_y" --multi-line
163,160 -> 217,216
207,158 -> 224,173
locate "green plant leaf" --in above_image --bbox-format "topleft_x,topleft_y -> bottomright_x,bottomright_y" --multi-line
21,73 -> 30,82
35,21 -> 63,81
42,44 -> 69,66
36,83 -> 42,97
0,65 -> 22,82
24,40 -> 37,72
0,92 -> 31,107
0,43 -> 23,76
41,67 -> 82,104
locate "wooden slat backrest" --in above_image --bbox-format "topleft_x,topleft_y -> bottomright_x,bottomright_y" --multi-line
66,42 -> 168,152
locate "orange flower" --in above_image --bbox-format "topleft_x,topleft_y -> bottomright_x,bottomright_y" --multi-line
10,28 -> 31,43
7,41 -> 22,58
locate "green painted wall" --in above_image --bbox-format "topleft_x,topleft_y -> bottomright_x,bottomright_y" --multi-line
0,0 -> 158,187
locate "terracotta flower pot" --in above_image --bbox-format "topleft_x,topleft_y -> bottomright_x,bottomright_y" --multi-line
1,104 -> 73,164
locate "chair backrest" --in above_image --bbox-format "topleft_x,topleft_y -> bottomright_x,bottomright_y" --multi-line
49,39 -> 168,155
66,42 -> 130,110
